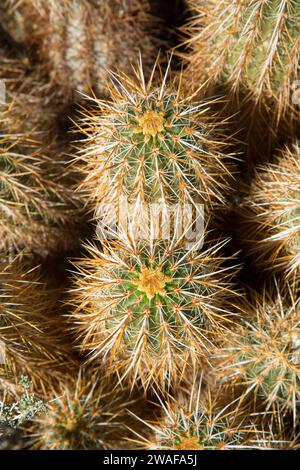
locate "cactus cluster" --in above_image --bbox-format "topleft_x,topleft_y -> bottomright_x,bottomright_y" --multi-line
0,0 -> 299,452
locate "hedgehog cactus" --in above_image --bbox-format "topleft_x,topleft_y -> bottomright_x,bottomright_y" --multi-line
236,142 -> 300,279
138,389 -> 278,450
0,257 -> 74,385
185,0 -> 300,123
0,41 -> 70,142
1,0 -> 299,450
0,132 -> 78,254
29,370 -> 136,450
76,60 -> 236,218
70,227 -> 239,391
0,45 -> 83,255
218,286 -> 300,423
4,0 -> 158,97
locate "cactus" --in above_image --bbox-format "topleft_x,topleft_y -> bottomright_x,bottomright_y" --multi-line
3,0 -> 159,98
136,387 -> 280,450
235,142 -> 300,279
218,285 -> 300,424
0,45 -> 84,255
0,257 -> 75,384
0,42 -> 68,141
70,226 -> 240,391
1,1 -> 299,450
0,129 -> 82,255
29,369 -> 137,450
75,59 -> 236,216
185,0 -> 300,123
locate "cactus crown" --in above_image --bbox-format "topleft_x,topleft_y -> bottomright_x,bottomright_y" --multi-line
71,229 -> 239,390
30,371 -> 130,450
77,59 -> 235,211
158,410 -> 246,450
139,389 -> 276,450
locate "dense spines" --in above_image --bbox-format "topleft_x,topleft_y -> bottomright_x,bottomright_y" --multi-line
136,386 -> 279,450
235,142 -> 300,279
3,0 -> 159,98
0,257 -> 75,385
0,45 -> 84,255
0,43 -> 67,142
0,0 -> 299,450
185,0 -> 300,123
28,370 -> 136,450
70,227 -> 240,391
0,130 -> 81,255
75,60 -> 236,217
218,286 -> 300,423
